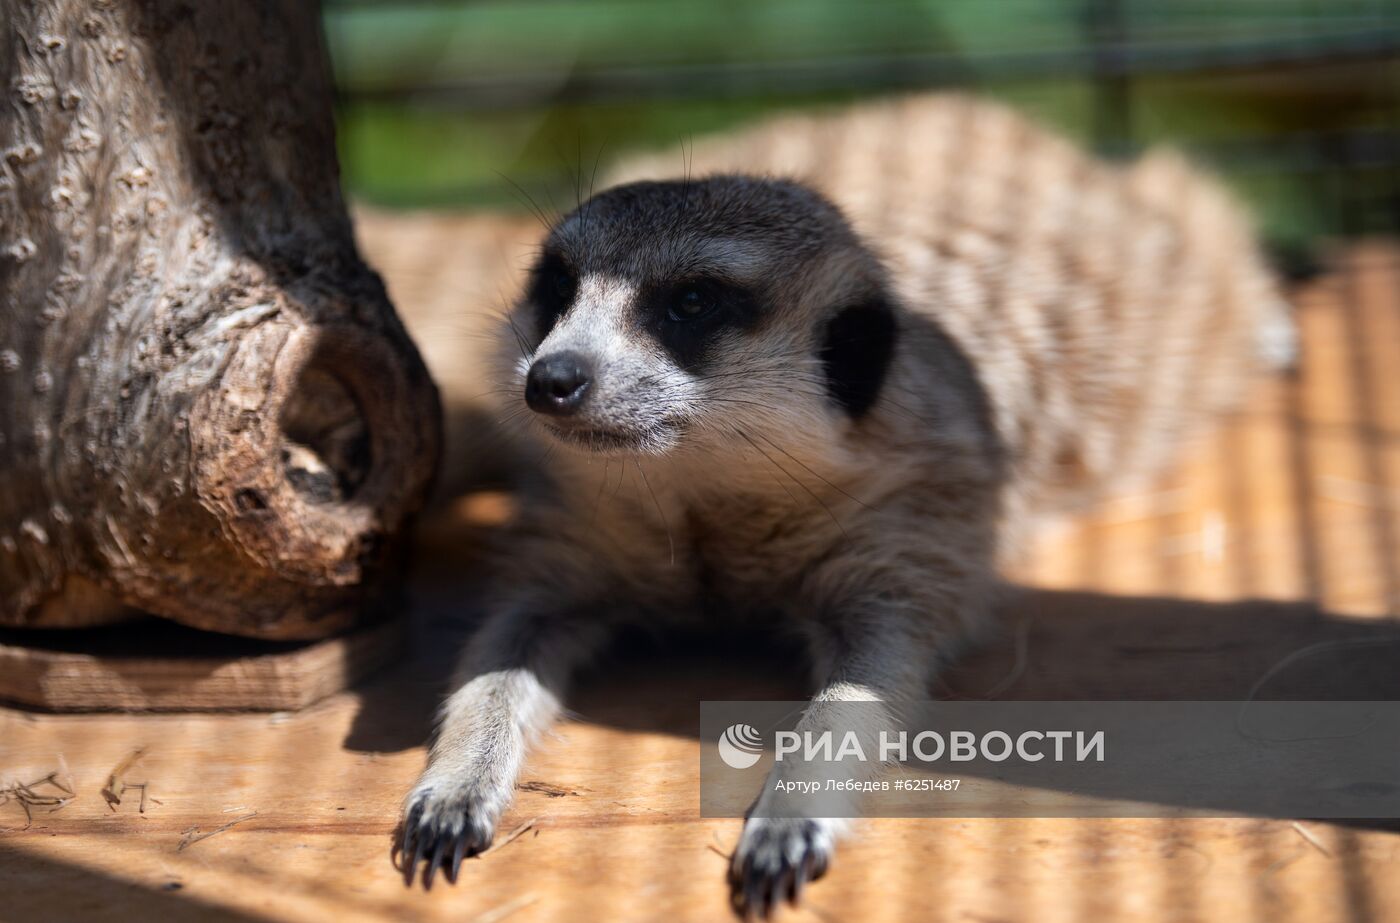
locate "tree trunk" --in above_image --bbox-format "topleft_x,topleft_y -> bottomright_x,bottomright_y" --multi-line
0,1 -> 441,639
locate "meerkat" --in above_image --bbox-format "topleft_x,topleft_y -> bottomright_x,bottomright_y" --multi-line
396,95 -> 1292,916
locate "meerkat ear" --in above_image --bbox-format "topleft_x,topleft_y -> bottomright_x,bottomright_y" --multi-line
819,295 -> 897,418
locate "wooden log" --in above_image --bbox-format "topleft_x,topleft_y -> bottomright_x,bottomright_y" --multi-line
0,1 -> 442,638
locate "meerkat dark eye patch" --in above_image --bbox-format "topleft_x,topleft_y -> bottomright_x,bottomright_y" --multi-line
649,277 -> 760,371
820,296 -> 897,418
528,251 -> 577,338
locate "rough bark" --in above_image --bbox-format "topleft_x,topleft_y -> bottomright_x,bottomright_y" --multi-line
0,1 -> 442,638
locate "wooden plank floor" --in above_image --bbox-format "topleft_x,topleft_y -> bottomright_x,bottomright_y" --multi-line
3,218 -> 1400,922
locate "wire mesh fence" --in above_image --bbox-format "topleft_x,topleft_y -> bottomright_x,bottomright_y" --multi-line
324,0 -> 1400,260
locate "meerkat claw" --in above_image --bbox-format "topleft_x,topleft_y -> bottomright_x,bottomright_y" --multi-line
728,818 -> 833,919
396,787 -> 495,890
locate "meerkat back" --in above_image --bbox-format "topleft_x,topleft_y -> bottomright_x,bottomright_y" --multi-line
608,94 -> 1293,548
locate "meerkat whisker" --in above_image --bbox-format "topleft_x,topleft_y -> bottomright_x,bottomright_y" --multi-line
734,428 -> 848,537
633,458 -> 675,567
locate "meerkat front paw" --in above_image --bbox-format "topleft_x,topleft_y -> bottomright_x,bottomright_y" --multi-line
728,816 -> 838,919
395,781 -> 501,889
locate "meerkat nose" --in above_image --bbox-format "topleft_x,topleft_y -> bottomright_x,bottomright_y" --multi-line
525,351 -> 594,416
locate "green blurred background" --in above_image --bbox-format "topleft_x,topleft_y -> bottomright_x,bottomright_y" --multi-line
324,0 -> 1400,256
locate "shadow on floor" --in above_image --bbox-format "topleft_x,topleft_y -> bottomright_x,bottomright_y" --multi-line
343,586 -> 1400,755
0,845 -> 268,923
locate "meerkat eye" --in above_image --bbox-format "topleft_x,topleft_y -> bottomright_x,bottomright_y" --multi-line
530,252 -> 576,336
652,277 -> 760,371
668,284 -> 717,322
550,264 -> 576,301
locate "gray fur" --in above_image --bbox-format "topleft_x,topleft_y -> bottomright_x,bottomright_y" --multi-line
399,98 -> 1287,917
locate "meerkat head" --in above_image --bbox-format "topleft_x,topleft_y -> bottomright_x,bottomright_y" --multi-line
507,176 -> 897,460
